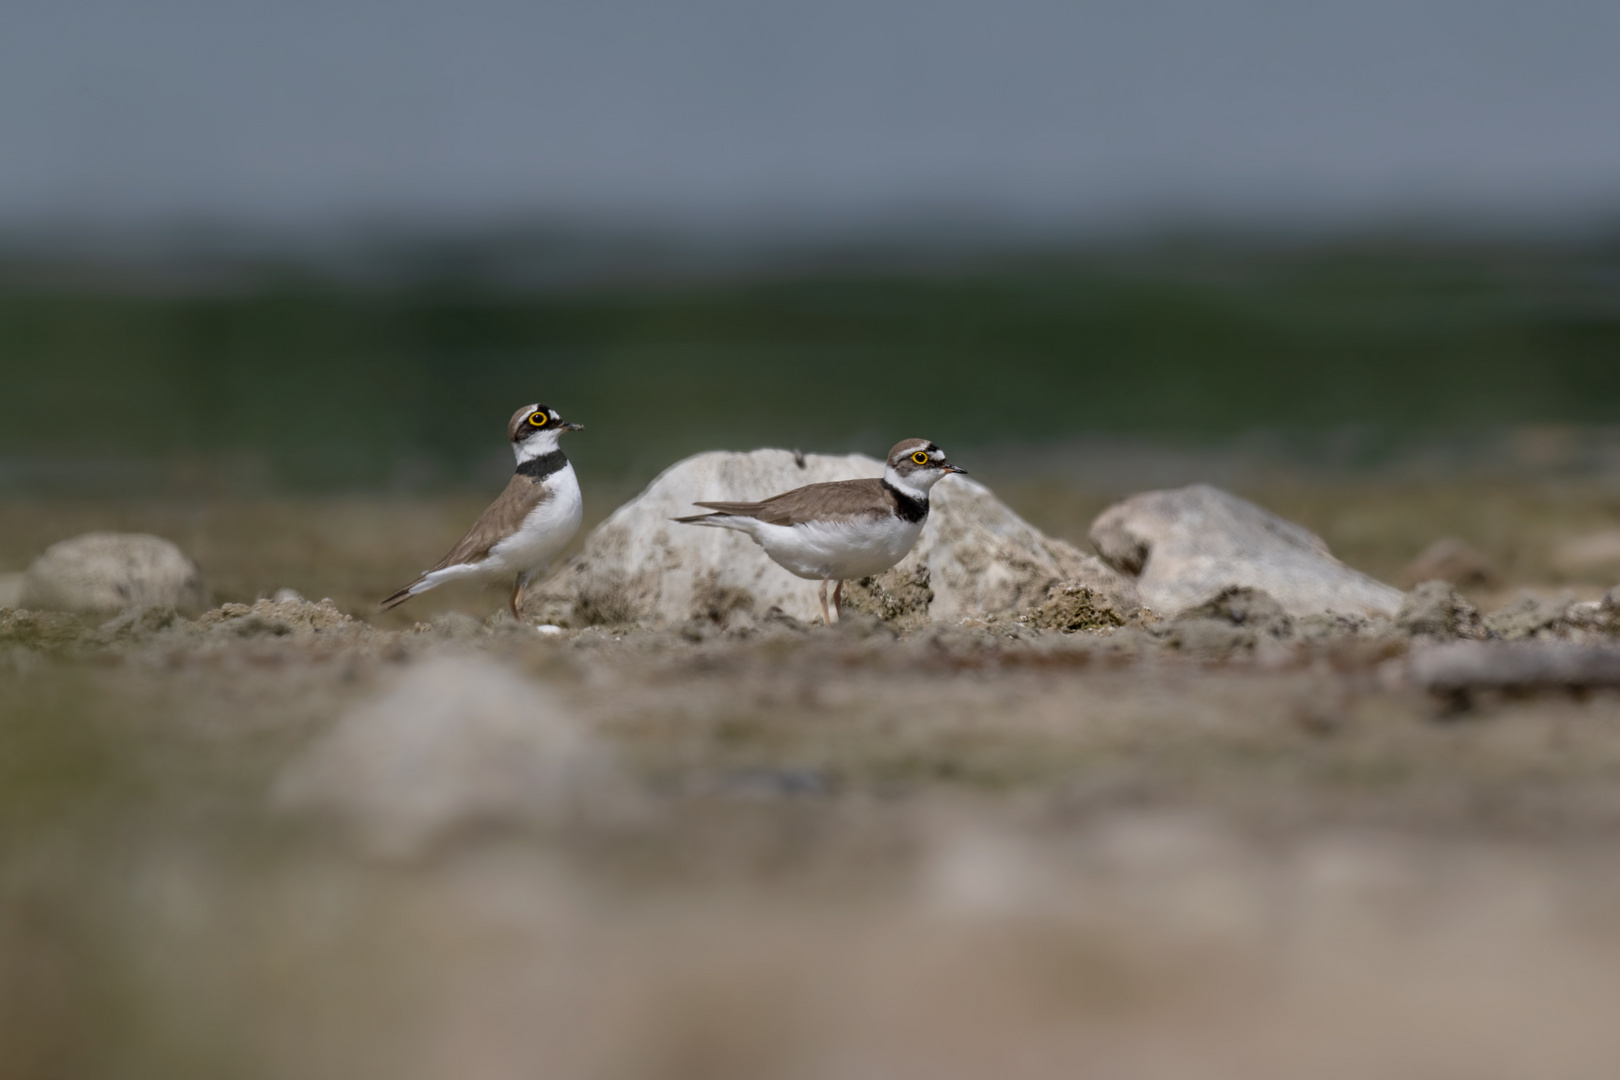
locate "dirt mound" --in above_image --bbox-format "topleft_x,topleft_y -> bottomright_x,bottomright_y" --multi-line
1397,582 -> 1488,640
1154,585 -> 1295,657
198,595 -> 366,639
842,563 -> 935,631
92,604 -> 190,645
1022,581 -> 1130,633
0,607 -> 89,650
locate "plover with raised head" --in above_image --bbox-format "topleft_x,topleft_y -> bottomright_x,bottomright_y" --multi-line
381,403 -> 584,619
676,439 -> 966,625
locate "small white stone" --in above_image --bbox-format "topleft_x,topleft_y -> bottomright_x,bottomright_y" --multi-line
533,624 -> 565,635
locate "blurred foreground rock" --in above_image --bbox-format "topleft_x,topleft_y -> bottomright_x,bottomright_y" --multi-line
1411,640 -> 1620,703
1090,484 -> 1405,618
533,449 -> 1138,627
20,532 -> 206,613
274,656 -> 630,857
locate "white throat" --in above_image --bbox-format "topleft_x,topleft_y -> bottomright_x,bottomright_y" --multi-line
883,465 -> 935,502
514,430 -> 564,462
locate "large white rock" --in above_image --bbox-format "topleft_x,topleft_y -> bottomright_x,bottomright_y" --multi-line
533,449 -> 1136,627
273,656 -> 627,857
1090,483 -> 1404,618
21,532 -> 207,613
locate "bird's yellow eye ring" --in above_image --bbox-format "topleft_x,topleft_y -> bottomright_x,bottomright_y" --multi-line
911,451 -> 930,465
529,412 -> 548,427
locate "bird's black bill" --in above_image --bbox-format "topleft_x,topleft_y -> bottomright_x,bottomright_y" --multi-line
561,421 -> 585,431
941,463 -> 968,474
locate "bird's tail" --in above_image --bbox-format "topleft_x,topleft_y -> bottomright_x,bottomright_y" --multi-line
378,577 -> 428,611
674,512 -> 760,531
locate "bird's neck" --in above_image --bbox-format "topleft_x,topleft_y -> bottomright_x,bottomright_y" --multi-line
882,466 -> 933,502
516,448 -> 569,481
881,473 -> 930,524
514,431 -> 563,462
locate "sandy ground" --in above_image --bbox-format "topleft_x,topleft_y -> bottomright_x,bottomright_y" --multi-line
5,480 -> 1620,1079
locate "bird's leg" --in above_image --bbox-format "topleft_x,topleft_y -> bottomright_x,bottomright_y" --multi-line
831,580 -> 844,621
509,572 -> 529,622
818,578 -> 832,626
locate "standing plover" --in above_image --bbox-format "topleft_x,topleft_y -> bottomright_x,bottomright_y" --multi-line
380,403 -> 584,619
676,439 -> 966,625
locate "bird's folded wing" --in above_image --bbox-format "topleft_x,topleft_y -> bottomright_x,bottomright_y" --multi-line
430,473 -> 552,570
694,478 -> 888,527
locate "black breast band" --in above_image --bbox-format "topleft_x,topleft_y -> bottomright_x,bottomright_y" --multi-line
516,449 -> 569,482
882,479 -> 929,523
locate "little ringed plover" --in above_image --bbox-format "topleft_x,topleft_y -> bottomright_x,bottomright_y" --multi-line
675,439 -> 965,625
380,403 -> 584,619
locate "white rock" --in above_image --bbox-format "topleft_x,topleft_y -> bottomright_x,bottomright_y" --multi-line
533,448 -> 1137,626
21,532 -> 207,613
1090,483 -> 1404,618
273,656 -> 626,857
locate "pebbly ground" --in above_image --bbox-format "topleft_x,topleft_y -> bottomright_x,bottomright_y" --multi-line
7,483 -> 1620,1079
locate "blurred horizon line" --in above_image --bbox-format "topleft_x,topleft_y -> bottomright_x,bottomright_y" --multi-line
6,204 -> 1620,293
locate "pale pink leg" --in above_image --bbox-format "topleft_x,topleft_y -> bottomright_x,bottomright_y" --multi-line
509,572 -> 528,622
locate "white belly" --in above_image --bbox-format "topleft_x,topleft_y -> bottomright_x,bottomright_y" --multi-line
748,515 -> 923,581
486,464 -> 584,576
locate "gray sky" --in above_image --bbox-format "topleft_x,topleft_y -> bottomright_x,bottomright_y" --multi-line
5,0 -> 1620,233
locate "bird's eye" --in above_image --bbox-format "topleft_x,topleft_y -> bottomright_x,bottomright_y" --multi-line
529,412 -> 548,427
911,451 -> 930,465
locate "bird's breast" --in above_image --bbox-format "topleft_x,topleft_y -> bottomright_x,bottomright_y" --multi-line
492,466 -> 584,570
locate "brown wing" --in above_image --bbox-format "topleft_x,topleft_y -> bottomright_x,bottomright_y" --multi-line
430,473 -> 552,570
378,475 -> 553,610
693,478 -> 890,526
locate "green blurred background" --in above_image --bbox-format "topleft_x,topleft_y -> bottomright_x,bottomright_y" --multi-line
8,0 -> 1620,499
5,235 -> 1620,492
